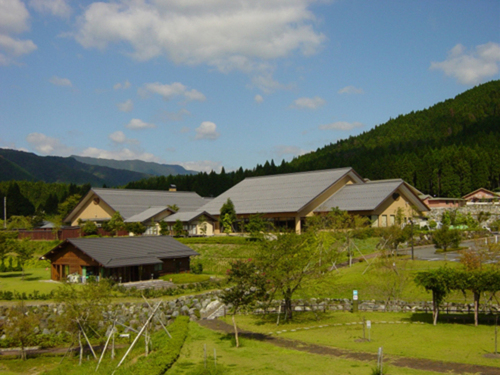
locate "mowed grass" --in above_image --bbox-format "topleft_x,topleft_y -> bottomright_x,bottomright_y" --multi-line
297,258 -> 473,303
221,311 -> 500,368
169,321 -> 445,375
0,267 -> 60,295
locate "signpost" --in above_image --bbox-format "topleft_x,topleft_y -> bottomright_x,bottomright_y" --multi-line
366,320 -> 371,342
353,290 -> 358,313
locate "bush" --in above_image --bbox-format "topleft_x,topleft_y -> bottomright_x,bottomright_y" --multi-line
115,316 -> 189,375
191,259 -> 203,274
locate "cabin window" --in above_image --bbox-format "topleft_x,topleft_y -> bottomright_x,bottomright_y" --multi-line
154,263 -> 163,271
381,215 -> 387,227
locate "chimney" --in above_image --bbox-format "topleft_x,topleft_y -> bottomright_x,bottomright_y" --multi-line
169,184 -> 177,192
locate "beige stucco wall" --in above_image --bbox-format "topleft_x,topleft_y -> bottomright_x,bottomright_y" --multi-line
70,197 -> 115,226
371,190 -> 417,227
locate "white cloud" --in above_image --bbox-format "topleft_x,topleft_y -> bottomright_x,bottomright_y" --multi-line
273,145 -> 308,158
117,99 -> 133,112
430,42 -> 500,85
108,130 -> 138,145
49,76 -> 72,87
319,121 -> 363,131
177,160 -> 223,173
158,108 -> 191,122
195,121 -> 219,140
75,0 -> 325,72
29,0 -> 71,18
0,0 -> 37,65
113,80 -> 131,90
0,34 -> 37,57
0,0 -> 30,34
140,82 -> 206,102
254,94 -> 264,103
338,85 -> 364,95
26,132 -> 73,155
125,118 -> 156,130
291,96 -> 325,110
81,147 -> 162,163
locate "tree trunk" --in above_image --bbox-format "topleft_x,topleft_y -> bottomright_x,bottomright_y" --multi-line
78,332 -> 83,366
284,293 -> 293,320
232,314 -> 239,348
432,291 -> 439,326
474,292 -> 480,327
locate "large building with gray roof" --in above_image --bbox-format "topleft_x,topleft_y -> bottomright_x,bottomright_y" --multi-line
200,168 -> 428,233
43,236 -> 199,282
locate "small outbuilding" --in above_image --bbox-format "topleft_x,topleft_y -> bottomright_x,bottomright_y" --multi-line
42,236 -> 199,283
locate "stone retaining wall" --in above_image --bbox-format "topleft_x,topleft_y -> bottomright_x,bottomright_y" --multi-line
428,204 -> 500,226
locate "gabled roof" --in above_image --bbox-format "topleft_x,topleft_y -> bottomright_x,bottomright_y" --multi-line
164,211 -> 216,223
65,188 -> 210,223
124,206 -> 172,223
200,168 -> 364,215
462,188 -> 499,200
316,179 -> 429,213
43,236 -> 199,268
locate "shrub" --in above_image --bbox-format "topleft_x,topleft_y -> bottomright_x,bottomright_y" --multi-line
115,316 -> 189,375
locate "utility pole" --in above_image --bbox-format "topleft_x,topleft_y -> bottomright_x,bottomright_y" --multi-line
3,197 -> 6,229
411,219 -> 414,260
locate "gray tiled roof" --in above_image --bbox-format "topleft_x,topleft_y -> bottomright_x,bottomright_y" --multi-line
200,168 -> 362,215
316,180 -> 405,212
124,206 -> 171,223
92,188 -> 209,220
46,236 -> 198,268
164,211 -> 215,223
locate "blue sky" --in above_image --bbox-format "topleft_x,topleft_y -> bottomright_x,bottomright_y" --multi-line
1,0 -> 499,173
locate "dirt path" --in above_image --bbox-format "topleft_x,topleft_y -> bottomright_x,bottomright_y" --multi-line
197,319 -> 500,375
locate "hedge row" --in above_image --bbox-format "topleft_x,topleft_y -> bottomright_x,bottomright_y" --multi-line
116,315 -> 190,375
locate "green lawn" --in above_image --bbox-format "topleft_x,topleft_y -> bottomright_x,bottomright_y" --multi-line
169,321 -> 445,375
0,267 -> 59,296
297,258 -> 473,303
221,311 -> 500,368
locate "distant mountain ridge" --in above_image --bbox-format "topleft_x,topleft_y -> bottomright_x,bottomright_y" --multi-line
71,155 -> 196,177
0,149 -> 196,187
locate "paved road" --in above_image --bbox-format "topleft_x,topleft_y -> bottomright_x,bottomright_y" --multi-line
398,236 -> 500,262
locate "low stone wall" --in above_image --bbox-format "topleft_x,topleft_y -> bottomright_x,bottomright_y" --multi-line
252,298 -> 500,315
0,291 -> 221,339
428,204 -> 500,226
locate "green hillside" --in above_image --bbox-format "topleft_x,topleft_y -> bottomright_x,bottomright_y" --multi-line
289,80 -> 500,197
0,149 -> 150,187
72,155 -> 196,176
127,80 -> 500,198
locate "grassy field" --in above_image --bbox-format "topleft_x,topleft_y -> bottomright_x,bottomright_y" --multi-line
219,311 -> 500,368
168,321 -> 446,375
0,267 -> 59,295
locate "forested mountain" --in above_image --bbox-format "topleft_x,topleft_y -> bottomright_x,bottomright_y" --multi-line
127,80 -> 500,198
288,80 -> 500,197
71,155 -> 196,176
1,80 -> 499,216
0,149 -> 152,187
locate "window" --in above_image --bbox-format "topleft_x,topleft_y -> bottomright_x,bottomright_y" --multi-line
381,215 -> 387,227
154,263 -> 163,271
390,215 -> 395,226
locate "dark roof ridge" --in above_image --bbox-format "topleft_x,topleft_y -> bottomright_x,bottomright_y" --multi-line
243,167 -> 354,181
92,187 -> 202,196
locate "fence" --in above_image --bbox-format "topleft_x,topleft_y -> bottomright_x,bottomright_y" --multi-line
248,299 -> 500,316
13,228 -> 129,241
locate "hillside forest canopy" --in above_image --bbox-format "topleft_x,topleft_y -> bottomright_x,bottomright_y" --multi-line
0,80 -> 499,218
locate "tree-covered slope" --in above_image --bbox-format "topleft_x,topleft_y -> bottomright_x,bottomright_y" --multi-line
0,149 -> 150,187
72,155 -> 196,176
288,80 -> 500,197
127,80 -> 500,198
